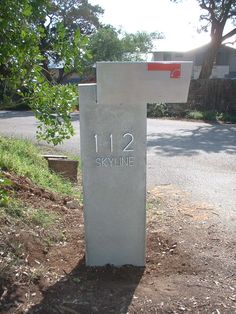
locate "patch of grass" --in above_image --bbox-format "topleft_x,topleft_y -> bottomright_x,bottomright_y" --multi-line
0,201 -> 58,230
186,110 -> 205,120
3,201 -> 24,218
0,136 -> 77,196
186,110 -> 236,123
30,208 -> 58,228
0,174 -> 12,207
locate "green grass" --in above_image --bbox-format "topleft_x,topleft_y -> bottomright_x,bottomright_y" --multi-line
0,136 -> 77,196
186,110 -> 205,120
30,208 -> 58,228
0,200 -> 57,229
186,110 -> 236,123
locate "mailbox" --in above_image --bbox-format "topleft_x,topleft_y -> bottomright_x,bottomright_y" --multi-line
79,61 -> 193,267
97,61 -> 193,105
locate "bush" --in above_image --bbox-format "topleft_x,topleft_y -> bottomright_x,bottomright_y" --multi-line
185,110 -> 204,120
217,112 -> 236,123
147,103 -> 170,118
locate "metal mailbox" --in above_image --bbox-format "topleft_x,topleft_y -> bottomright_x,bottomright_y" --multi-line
96,61 -> 193,105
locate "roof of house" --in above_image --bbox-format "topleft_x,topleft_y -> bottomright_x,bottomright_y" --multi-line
152,43 -> 236,54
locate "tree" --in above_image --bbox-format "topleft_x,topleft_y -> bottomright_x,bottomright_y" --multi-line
0,0 -> 95,145
0,0 -> 48,105
88,26 -> 124,62
50,0 -> 104,35
121,31 -> 162,61
38,0 -> 104,83
172,0 -> 236,78
88,26 -> 162,64
198,0 -> 236,78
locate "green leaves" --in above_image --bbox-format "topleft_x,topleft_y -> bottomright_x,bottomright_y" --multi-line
0,0 -> 46,103
31,82 -> 77,145
0,173 -> 12,207
88,26 -> 163,63
0,0 -> 91,145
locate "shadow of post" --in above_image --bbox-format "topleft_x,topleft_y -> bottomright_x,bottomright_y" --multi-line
28,257 -> 144,314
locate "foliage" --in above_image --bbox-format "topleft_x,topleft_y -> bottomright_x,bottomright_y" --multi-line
121,31 -> 162,61
0,136 -> 76,196
88,26 -> 124,62
0,0 -> 46,105
30,83 -> 78,145
0,174 -> 12,207
147,103 -> 170,118
147,106 -> 236,122
216,112 -> 236,122
0,0 -> 96,144
185,110 -> 206,120
30,208 -> 58,228
39,18 -> 92,84
50,0 -> 104,35
3,201 -> 25,218
88,26 -> 163,64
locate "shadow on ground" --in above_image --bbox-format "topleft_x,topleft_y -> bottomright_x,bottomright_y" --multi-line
147,124 -> 236,157
28,257 -> 144,314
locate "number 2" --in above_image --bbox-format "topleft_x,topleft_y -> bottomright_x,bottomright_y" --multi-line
123,133 -> 134,152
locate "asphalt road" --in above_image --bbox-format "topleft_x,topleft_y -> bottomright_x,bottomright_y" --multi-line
0,111 -> 235,224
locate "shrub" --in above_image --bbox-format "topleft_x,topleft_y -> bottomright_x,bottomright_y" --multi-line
147,103 -> 169,118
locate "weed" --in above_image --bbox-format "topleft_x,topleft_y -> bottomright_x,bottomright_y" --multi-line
30,209 -> 58,228
4,202 -> 24,218
0,173 -> 12,207
28,266 -> 46,283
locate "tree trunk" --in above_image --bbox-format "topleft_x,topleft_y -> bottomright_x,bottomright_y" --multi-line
199,22 -> 224,80
198,39 -> 221,79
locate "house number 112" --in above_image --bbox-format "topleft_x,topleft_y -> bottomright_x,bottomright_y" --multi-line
94,133 -> 134,153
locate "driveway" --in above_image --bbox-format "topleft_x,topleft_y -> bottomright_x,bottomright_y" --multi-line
147,119 -> 236,227
0,111 -> 235,225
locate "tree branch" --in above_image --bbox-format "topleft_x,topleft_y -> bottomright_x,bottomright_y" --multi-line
222,27 -> 236,42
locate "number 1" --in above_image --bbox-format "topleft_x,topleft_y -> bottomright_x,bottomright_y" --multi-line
94,134 -> 98,153
110,134 -> 113,153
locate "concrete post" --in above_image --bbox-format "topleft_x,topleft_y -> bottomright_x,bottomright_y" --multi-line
79,84 -> 146,266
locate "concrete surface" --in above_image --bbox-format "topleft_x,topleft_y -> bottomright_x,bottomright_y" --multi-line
147,118 -> 236,228
0,111 -> 235,227
96,62 -> 193,104
79,85 -> 146,266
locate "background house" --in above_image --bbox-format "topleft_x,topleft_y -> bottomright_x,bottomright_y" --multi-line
152,44 -> 236,79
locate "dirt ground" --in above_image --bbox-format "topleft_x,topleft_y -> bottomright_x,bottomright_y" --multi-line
0,173 -> 235,314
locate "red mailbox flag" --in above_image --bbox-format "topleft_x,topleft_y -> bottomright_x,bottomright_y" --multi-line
147,63 -> 181,78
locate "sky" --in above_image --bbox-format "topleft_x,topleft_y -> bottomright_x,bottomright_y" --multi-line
89,0 -> 235,52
